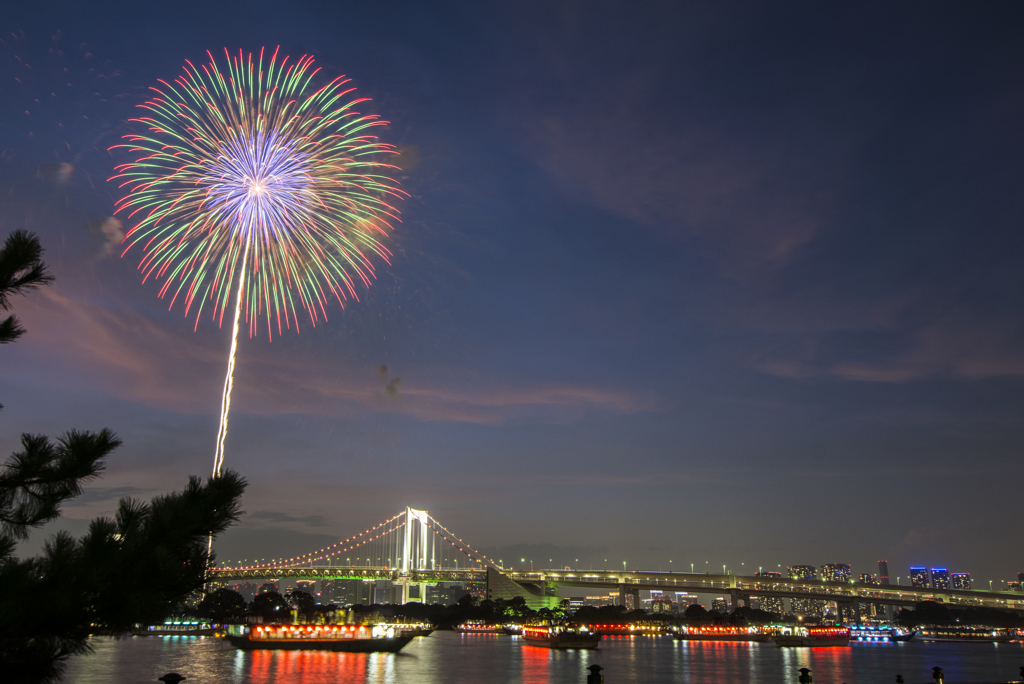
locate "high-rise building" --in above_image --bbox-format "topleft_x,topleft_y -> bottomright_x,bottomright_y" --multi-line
1019,572 -> 1024,584
878,560 -> 890,585
788,565 -> 816,580
859,573 -> 879,585
294,579 -> 317,597
931,568 -> 950,589
754,571 -> 784,615
258,581 -> 280,595
1007,581 -> 1022,592
711,597 -> 729,613
791,598 -> 825,618
951,573 -> 971,590
320,579 -> 373,606
759,596 -> 785,615
822,564 -> 852,582
910,567 -> 929,588
426,583 -> 470,606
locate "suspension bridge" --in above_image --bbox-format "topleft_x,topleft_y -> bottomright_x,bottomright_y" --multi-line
210,507 -> 1024,614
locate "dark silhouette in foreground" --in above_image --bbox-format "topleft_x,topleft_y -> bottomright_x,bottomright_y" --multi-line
0,231 -> 248,684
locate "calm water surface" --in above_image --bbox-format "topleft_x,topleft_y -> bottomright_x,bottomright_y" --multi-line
61,632 -> 1024,684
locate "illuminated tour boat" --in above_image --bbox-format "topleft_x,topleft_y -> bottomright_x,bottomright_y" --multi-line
849,625 -> 915,642
673,625 -> 771,642
775,626 -> 851,647
521,623 -> 602,649
133,619 -> 218,637
454,621 -> 505,634
917,626 -> 1011,643
588,623 -> 664,636
225,624 -> 414,652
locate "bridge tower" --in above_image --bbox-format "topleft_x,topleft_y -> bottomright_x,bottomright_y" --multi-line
400,507 -> 433,603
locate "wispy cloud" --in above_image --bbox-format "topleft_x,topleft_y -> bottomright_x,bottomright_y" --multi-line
247,510 -> 330,528
10,286 -> 654,424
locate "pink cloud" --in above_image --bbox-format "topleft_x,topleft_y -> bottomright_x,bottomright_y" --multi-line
9,286 -> 653,424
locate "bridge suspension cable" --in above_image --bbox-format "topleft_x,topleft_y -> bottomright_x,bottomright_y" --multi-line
216,509 -> 499,573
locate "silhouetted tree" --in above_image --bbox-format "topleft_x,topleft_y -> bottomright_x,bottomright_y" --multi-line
0,230 -> 53,346
684,604 -> 711,623
0,231 -> 247,684
197,588 -> 247,623
287,590 -> 317,620
249,592 -> 292,622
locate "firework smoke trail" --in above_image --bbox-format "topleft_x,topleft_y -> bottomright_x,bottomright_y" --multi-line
111,47 -> 405,478
213,238 -> 249,477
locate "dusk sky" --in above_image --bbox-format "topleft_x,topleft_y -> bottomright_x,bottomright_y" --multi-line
3,1 -> 1023,588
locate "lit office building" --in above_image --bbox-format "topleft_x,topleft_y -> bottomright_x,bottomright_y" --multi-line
951,573 -> 971,590
426,583 -> 470,606
788,565 -> 816,580
295,579 -> 317,597
822,563 -> 852,582
674,593 -> 699,608
910,567 -> 929,588
711,597 -> 730,613
321,578 -> 374,606
878,560 -> 890,585
930,568 -> 950,589
859,573 -> 879,585
791,598 -> 825,618
759,596 -> 785,615
258,581 -> 280,595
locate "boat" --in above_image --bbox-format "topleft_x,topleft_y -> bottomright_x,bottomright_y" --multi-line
848,625 -> 915,642
454,621 -> 505,634
382,622 -> 433,638
522,623 -> 602,649
133,620 -> 218,637
588,623 -> 664,636
673,625 -> 771,642
917,627 -> 1011,643
775,626 -> 850,647
224,623 -> 414,652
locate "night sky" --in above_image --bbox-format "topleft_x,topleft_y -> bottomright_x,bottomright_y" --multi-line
3,1 -> 1023,588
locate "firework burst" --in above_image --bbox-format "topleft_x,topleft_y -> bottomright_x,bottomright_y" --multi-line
111,47 -> 405,475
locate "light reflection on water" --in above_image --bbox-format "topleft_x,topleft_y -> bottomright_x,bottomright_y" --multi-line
61,632 -> 1024,684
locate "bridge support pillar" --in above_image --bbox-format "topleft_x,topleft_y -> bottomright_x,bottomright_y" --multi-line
618,585 -> 641,610
731,590 -> 751,609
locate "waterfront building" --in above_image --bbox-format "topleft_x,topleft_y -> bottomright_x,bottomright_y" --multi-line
878,560 -> 890,585
788,565 -> 816,580
426,583 -> 470,606
910,567 -> 929,588
822,563 -> 851,582
931,568 -> 950,589
583,594 -> 620,607
951,573 -> 971,590
711,597 -> 729,613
